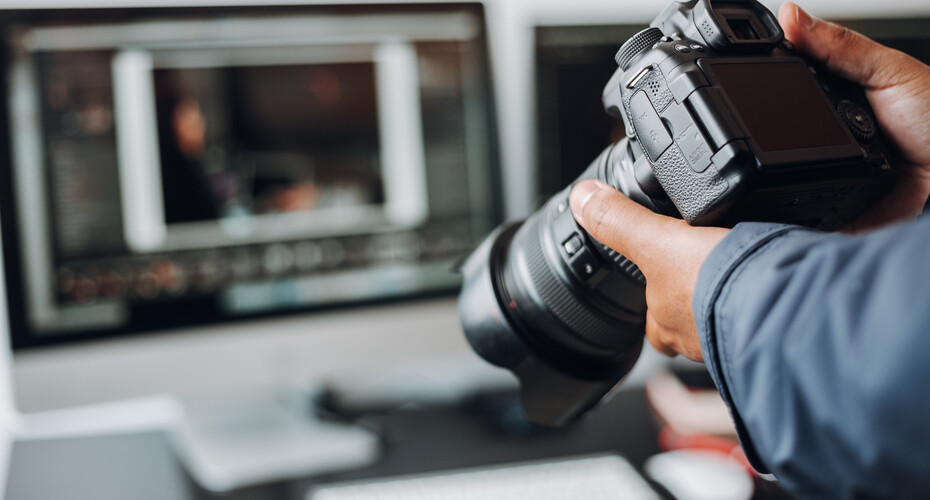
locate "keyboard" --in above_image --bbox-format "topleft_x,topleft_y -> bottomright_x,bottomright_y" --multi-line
308,454 -> 660,500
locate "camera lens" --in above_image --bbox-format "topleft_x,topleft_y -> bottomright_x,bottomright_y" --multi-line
458,138 -> 667,425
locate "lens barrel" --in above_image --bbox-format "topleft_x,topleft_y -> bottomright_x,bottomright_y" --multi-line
459,138 -> 665,426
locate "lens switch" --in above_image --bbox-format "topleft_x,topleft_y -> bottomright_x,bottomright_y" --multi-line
563,234 -> 584,256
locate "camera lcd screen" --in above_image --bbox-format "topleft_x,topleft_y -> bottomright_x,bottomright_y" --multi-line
707,60 -> 852,153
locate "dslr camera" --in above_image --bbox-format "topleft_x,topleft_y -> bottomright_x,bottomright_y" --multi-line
459,0 -> 894,426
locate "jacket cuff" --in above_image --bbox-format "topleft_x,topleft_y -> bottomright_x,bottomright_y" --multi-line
692,222 -> 800,473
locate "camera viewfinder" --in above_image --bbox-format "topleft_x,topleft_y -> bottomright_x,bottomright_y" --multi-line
727,17 -> 760,40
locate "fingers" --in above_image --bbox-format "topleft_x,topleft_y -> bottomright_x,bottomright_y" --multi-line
569,179 -> 681,270
777,2 -> 915,89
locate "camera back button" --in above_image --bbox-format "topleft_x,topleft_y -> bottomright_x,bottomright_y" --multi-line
661,101 -> 712,173
676,124 -> 713,173
630,91 -> 673,162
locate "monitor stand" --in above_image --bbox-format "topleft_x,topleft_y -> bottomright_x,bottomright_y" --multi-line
170,389 -> 379,492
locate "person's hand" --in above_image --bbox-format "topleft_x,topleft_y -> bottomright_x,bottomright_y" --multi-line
569,180 -> 728,362
779,2 -> 930,232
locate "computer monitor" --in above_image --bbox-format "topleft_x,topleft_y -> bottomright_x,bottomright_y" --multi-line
0,2 -> 503,489
2,2 -> 499,347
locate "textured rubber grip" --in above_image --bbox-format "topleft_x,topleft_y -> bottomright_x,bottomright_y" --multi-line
596,243 -> 646,285
615,27 -> 663,71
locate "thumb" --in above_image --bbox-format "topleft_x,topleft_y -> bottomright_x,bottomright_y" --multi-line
778,2 -> 916,89
569,180 -> 682,271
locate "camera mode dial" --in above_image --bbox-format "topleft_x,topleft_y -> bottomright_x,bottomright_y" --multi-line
615,27 -> 664,71
837,100 -> 876,142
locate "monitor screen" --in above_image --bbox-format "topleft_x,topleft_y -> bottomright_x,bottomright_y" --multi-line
0,4 -> 500,347
155,62 -> 384,226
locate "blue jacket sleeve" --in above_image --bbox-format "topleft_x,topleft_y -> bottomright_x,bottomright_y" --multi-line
693,217 -> 930,499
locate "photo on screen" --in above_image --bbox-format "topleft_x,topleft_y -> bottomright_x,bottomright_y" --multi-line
153,62 -> 385,226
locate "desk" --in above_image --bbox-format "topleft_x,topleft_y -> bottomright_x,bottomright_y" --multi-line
4,388 -> 794,500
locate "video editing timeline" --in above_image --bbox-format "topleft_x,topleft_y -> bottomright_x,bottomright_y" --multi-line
4,5 -> 499,343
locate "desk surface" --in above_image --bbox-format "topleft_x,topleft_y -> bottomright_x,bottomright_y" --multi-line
4,388 -> 794,500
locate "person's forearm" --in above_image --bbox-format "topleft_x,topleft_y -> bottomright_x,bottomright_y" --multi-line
694,217 -> 930,498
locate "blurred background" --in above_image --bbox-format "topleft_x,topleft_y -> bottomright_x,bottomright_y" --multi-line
0,0 -> 927,499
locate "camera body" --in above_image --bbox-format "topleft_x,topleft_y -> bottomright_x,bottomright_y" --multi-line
612,0 -> 892,228
458,0 -> 894,427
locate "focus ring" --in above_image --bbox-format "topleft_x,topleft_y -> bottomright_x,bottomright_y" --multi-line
615,27 -> 663,71
597,243 -> 646,285
520,215 -> 641,349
